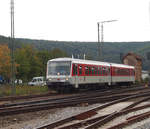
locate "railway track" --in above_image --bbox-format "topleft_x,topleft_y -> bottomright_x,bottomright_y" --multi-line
35,91 -> 150,129
0,91 -> 58,102
0,86 -> 150,117
0,85 -> 143,102
0,85 -> 147,108
0,86 -> 148,105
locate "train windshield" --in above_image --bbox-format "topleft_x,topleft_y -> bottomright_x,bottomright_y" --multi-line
48,61 -> 71,75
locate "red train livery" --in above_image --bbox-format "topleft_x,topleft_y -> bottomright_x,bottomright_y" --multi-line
46,58 -> 135,91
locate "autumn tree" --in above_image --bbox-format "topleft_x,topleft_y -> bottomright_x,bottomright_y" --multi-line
0,44 -> 11,80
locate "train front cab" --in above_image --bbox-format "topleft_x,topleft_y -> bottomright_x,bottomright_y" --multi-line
46,60 -> 74,91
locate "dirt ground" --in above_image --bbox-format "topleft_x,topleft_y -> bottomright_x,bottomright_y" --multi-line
0,108 -> 58,129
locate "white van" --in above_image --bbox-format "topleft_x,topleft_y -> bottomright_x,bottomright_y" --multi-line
28,76 -> 46,86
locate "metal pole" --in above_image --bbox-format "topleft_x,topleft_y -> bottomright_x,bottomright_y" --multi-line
97,20 -> 117,62
97,22 -> 101,61
97,22 -> 100,43
10,0 -> 16,95
101,23 -> 104,42
97,22 -> 103,61
101,23 -> 104,61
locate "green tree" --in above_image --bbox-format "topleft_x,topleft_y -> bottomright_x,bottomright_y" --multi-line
15,46 -> 68,82
50,48 -> 68,58
37,48 -> 68,76
37,50 -> 52,76
15,45 -> 42,81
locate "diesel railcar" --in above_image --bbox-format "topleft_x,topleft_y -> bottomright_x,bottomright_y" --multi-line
46,58 -> 135,91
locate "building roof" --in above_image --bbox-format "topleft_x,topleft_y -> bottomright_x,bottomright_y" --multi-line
123,52 -> 142,61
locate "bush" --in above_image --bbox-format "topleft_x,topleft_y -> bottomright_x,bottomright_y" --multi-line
0,85 -> 49,97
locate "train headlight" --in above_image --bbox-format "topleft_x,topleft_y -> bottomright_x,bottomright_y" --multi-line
48,78 -> 52,81
66,77 -> 69,81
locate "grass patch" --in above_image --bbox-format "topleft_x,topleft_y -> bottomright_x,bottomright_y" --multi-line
0,85 -> 49,97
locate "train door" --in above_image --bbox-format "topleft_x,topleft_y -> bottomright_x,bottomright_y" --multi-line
103,66 -> 111,85
108,65 -> 113,85
72,64 -> 79,88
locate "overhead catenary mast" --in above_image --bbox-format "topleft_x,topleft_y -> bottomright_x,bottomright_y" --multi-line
10,0 -> 16,94
149,2 -> 150,23
97,20 -> 117,61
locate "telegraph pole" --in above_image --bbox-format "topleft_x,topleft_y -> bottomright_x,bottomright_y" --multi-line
10,0 -> 16,94
97,20 -> 117,61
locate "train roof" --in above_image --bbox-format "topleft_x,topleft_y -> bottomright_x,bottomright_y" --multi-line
48,58 -> 134,69
49,57 -> 110,66
110,63 -> 134,69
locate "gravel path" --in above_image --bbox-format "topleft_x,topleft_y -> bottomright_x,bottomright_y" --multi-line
125,118 -> 150,129
0,103 -> 100,129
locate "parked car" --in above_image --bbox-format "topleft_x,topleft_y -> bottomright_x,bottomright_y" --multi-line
0,75 -> 4,84
15,79 -> 23,85
28,76 -> 46,86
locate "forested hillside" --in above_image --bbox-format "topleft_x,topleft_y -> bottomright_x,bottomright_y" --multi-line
0,35 -> 150,70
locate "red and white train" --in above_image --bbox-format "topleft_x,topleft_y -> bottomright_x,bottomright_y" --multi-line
46,58 -> 135,91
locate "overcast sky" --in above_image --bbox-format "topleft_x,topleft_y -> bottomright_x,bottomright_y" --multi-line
0,0 -> 150,42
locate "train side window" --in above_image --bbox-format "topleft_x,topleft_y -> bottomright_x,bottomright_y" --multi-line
89,67 -> 92,75
95,67 -> 98,75
121,68 -> 123,75
124,69 -> 128,76
91,67 -> 95,75
113,68 -> 115,75
129,69 -> 131,76
127,69 -> 130,76
122,69 -> 124,75
123,69 -> 125,75
115,68 -> 118,76
100,66 -> 102,75
79,65 -> 82,75
73,64 -> 78,75
131,69 -> 135,76
130,69 -> 132,76
130,69 -> 132,75
133,69 -> 135,76
105,67 -> 108,75
105,67 -> 109,75
118,68 -> 121,75
97,67 -> 100,75
107,67 -> 110,75
85,66 -> 89,75
102,67 -> 106,75
124,69 -> 126,75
